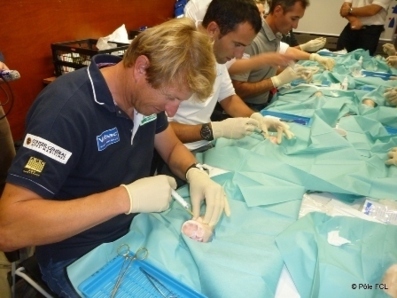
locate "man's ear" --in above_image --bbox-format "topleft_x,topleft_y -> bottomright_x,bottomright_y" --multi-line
206,21 -> 220,39
273,4 -> 284,15
134,55 -> 150,77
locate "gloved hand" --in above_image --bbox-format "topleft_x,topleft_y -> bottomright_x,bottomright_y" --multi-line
385,147 -> 397,166
383,43 -> 396,56
211,118 -> 260,139
121,175 -> 176,214
299,37 -> 326,52
309,53 -> 335,71
386,56 -> 397,68
270,66 -> 299,87
250,112 -> 294,144
186,167 -> 231,227
293,64 -> 317,82
384,87 -> 397,106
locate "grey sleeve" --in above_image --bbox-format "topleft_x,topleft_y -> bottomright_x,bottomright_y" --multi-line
230,44 -> 258,82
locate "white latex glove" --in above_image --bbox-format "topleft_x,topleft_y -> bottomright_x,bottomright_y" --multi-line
386,56 -> 397,68
384,87 -> 397,106
250,112 -> 294,144
385,147 -> 397,166
383,43 -> 396,56
309,53 -> 335,71
186,167 -> 230,227
211,118 -> 259,139
270,66 -> 299,87
293,64 -> 316,82
299,37 -> 326,52
121,175 -> 176,214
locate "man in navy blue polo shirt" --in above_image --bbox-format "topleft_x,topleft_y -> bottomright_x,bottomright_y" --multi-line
0,18 -> 229,297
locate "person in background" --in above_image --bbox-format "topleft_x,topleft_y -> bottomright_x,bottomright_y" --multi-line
228,0 -> 328,77
231,0 -> 335,111
337,0 -> 392,56
184,0 -> 296,76
261,0 -> 327,52
0,18 -> 229,297
0,61 -> 16,195
171,0 -> 293,150
186,0 -> 327,77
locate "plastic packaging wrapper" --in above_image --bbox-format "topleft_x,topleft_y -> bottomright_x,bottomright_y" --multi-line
96,24 -> 130,51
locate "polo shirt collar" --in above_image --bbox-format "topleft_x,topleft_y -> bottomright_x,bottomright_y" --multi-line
262,19 -> 283,42
87,54 -> 123,114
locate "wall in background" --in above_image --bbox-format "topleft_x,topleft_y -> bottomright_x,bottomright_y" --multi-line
0,0 -> 175,141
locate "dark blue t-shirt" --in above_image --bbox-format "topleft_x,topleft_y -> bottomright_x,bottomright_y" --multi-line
7,55 -> 168,264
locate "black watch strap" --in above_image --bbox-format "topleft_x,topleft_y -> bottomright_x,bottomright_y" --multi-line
200,123 -> 214,141
185,163 -> 206,179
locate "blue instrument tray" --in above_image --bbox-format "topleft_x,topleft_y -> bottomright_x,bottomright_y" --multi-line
361,70 -> 395,80
78,254 -> 206,298
260,110 -> 312,126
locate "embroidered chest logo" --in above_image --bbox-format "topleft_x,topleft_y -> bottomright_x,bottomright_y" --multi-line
96,127 -> 120,151
23,157 -> 46,176
140,114 -> 157,126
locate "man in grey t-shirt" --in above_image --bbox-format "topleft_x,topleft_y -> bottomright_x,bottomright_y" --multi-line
231,0 -> 334,111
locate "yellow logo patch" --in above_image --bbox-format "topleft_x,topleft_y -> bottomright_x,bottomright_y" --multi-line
23,157 -> 46,177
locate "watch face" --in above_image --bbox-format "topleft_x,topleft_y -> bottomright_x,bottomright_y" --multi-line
200,124 -> 213,141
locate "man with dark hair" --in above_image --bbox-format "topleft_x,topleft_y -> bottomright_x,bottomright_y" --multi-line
231,0 -> 335,111
169,0 -> 293,159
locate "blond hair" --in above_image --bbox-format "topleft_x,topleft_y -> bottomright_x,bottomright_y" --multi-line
123,18 -> 216,100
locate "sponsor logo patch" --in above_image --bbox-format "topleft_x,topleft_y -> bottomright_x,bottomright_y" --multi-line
23,134 -> 72,164
96,127 -> 120,151
23,157 -> 46,176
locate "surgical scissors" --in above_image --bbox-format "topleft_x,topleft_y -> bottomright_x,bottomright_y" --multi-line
111,245 -> 149,298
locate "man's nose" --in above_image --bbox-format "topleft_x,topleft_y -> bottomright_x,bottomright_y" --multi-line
234,47 -> 246,59
164,101 -> 180,117
292,20 -> 300,29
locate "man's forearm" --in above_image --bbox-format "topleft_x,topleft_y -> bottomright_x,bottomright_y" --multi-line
166,142 -> 197,180
220,95 -> 254,118
349,4 -> 382,17
285,46 -> 310,61
232,78 -> 274,99
170,122 -> 204,143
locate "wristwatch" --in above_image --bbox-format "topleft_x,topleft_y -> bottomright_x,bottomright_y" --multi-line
200,123 -> 214,141
185,162 -> 208,179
